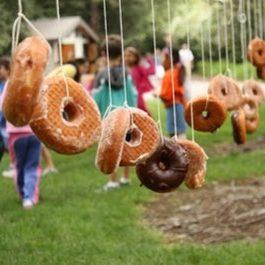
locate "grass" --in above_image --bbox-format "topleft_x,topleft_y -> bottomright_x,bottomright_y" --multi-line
0,101 -> 265,264
195,60 -> 257,80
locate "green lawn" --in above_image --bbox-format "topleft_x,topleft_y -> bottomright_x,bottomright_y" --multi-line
0,101 -> 265,264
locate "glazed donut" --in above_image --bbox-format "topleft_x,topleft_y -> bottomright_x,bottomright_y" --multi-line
174,138 -> 208,189
120,108 -> 160,166
242,80 -> 264,105
245,115 -> 259,134
247,38 -> 265,67
208,74 -> 243,111
241,96 -> 258,119
96,108 -> 130,174
184,95 -> 227,132
30,76 -> 101,154
136,138 -> 188,193
3,36 -> 50,126
231,109 -> 247,145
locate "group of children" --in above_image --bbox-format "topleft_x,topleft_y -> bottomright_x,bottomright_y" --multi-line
92,35 -> 187,190
0,33 -> 190,207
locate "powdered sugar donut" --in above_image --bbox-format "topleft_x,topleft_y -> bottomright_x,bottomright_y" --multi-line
174,138 -> 208,189
30,76 -> 101,154
120,108 -> 160,166
96,108 -> 130,174
208,74 -> 243,111
242,96 -> 258,119
3,36 -> 50,126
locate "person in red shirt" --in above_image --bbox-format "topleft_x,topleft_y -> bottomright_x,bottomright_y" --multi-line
159,49 -> 187,138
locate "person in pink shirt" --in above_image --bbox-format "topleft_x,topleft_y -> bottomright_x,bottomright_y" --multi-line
125,47 -> 155,114
1,83 -> 42,209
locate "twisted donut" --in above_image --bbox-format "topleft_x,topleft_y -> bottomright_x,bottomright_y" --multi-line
174,138 -> 208,189
242,96 -> 258,119
96,108 -> 130,174
3,36 -> 50,126
30,76 -> 101,154
247,38 -> 265,67
120,108 -> 160,166
136,138 -> 188,193
242,80 -> 264,105
184,95 -> 227,132
231,109 -> 247,145
208,74 -> 243,111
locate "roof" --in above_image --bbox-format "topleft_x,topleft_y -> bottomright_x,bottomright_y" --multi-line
31,16 -> 99,42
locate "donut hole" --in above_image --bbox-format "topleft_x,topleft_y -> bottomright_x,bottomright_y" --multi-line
258,49 -> 264,56
157,156 -> 170,171
125,126 -> 143,147
62,101 -> 81,123
202,110 -> 209,119
252,89 -> 258,95
221,87 -> 228,96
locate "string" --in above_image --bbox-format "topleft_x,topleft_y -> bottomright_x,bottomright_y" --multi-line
207,0 -> 213,78
253,0 -> 258,37
56,0 -> 70,98
200,24 -> 206,81
151,0 -> 164,139
258,0 -> 263,39
102,0 -> 113,114
230,0 -> 237,78
118,0 -> 128,107
166,0 -> 178,138
216,3 -> 222,74
185,0 -> 195,142
239,0 -> 247,80
223,0 -> 230,74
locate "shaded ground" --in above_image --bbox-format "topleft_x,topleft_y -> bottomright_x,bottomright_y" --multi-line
144,177 -> 265,245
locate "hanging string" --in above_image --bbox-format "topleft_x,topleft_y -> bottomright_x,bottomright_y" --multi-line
230,0 -> 237,78
166,0 -> 178,138
118,0 -> 128,107
102,0 -> 113,115
12,0 -> 50,55
56,0 -> 70,98
223,0 -> 230,75
185,0 -> 195,142
253,0 -> 258,37
216,3 -> 222,74
200,24 -> 206,81
239,0 -> 248,80
207,0 -> 213,78
258,0 -> 263,39
150,0 -> 164,138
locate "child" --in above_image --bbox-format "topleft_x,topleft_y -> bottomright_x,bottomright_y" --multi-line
92,35 -> 137,191
159,49 -> 186,138
125,47 -> 155,115
1,84 -> 42,209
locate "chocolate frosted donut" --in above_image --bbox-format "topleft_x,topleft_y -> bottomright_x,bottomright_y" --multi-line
242,80 -> 264,105
174,139 -> 208,189
136,138 -> 188,193
184,95 -> 227,132
208,75 -> 243,111
247,38 -> 265,67
231,109 -> 247,145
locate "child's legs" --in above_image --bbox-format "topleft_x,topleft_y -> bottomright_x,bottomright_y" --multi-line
124,167 -> 129,179
41,145 -> 55,169
14,136 -> 41,201
166,106 -> 175,136
175,103 -> 187,137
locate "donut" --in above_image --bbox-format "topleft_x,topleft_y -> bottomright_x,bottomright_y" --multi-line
120,108 -> 160,166
245,115 -> 259,134
3,36 -> 50,126
231,109 -> 247,145
242,80 -> 264,105
30,76 -> 101,154
96,108 -> 130,174
184,95 -> 227,132
257,65 -> 265,80
136,138 -> 188,193
208,74 -> 243,111
247,38 -> 265,67
174,138 -> 208,189
241,96 -> 258,119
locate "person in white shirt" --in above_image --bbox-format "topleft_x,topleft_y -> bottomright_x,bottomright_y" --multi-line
179,43 -> 194,100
